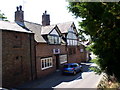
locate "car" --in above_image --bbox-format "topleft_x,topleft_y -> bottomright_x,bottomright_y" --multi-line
62,63 -> 82,75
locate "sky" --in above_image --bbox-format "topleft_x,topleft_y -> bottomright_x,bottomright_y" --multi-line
0,0 -> 82,28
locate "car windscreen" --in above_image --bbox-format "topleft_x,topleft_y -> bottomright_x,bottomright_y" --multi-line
63,65 -> 69,68
70,65 -> 77,68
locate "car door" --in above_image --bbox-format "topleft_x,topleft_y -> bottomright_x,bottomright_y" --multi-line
74,64 -> 80,72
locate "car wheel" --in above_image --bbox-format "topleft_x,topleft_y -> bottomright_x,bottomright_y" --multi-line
80,69 -> 82,72
73,71 -> 76,75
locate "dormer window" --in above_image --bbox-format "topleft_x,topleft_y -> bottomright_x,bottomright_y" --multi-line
67,27 -> 78,46
48,35 -> 61,44
47,29 -> 61,44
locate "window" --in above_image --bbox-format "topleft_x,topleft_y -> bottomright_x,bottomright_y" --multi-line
48,35 -> 61,44
59,55 -> 67,64
13,34 -> 22,48
69,48 -> 76,55
41,57 -> 53,70
67,27 -> 78,46
14,56 -> 23,75
69,48 -> 72,55
47,29 -> 61,44
67,33 -> 78,46
64,65 -> 69,68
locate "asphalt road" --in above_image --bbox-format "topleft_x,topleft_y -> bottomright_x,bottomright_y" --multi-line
19,63 -> 103,89
53,63 -> 103,88
54,71 -> 102,88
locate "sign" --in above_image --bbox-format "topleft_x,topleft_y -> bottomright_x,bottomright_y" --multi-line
53,49 -> 60,54
80,49 -> 84,52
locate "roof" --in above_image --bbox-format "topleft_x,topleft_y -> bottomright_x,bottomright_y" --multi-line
24,21 -> 62,43
57,21 -> 73,34
24,21 -> 46,43
0,21 -> 32,33
41,25 -> 56,35
57,21 -> 78,34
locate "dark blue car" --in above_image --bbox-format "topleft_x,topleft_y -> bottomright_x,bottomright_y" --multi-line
62,63 -> 82,75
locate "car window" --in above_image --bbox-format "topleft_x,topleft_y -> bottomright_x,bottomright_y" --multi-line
74,65 -> 78,67
64,65 -> 69,68
70,65 -> 74,68
70,65 -> 77,68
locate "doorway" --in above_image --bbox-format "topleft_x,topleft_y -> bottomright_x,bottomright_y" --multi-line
56,55 -> 60,70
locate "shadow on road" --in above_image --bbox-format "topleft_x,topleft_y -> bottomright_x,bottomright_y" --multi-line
18,63 -> 92,89
81,62 -> 93,72
36,71 -> 82,88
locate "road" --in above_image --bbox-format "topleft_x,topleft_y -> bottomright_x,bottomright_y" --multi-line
19,63 -> 103,89
54,71 -> 102,88
53,63 -> 102,88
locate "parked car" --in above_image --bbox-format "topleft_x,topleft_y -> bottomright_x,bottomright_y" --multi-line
62,63 -> 82,75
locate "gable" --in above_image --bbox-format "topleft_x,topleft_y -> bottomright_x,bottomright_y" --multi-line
68,26 -> 75,33
70,23 -> 78,35
49,25 -> 62,36
49,29 -> 59,36
57,21 -> 78,35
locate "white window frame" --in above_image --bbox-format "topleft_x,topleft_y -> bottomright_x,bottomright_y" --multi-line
41,57 -> 53,70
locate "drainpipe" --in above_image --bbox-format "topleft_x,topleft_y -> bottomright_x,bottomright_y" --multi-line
65,33 -> 68,63
34,41 -> 37,79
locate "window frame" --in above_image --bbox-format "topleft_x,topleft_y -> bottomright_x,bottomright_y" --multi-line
47,34 -> 61,45
67,32 -> 78,46
41,57 -> 53,70
59,54 -> 67,64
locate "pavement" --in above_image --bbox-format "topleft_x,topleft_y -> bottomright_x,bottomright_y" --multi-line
16,62 -> 103,89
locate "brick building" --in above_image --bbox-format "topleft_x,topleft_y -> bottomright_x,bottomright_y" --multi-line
14,6 -> 88,79
23,21 -> 67,78
0,5 -> 89,88
0,21 -> 36,88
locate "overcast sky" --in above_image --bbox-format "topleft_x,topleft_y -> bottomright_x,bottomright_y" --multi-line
0,0 -> 82,28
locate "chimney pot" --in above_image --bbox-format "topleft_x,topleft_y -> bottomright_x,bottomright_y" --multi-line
16,6 -> 19,11
19,5 -> 22,11
45,11 -> 47,14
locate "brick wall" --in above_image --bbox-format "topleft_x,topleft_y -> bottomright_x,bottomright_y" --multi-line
2,31 -> 36,88
67,45 -> 88,63
36,43 -> 67,78
35,43 -> 88,78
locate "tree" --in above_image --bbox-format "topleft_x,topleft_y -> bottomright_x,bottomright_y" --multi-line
68,2 -> 120,81
0,10 -> 8,21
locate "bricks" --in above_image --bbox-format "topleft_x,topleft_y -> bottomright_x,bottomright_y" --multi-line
2,30 -> 88,87
35,43 -> 87,78
2,31 -> 36,88
2,28 -> 88,88
36,43 -> 66,78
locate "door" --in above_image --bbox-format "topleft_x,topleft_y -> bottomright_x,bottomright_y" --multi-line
56,55 -> 60,70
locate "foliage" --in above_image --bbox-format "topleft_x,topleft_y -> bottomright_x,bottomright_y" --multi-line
98,74 -> 120,88
0,10 -> 8,21
78,29 -> 88,42
68,2 -> 120,81
89,58 -> 102,74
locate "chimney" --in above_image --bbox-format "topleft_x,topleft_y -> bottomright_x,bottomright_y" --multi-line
42,11 -> 50,26
15,5 -> 24,22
